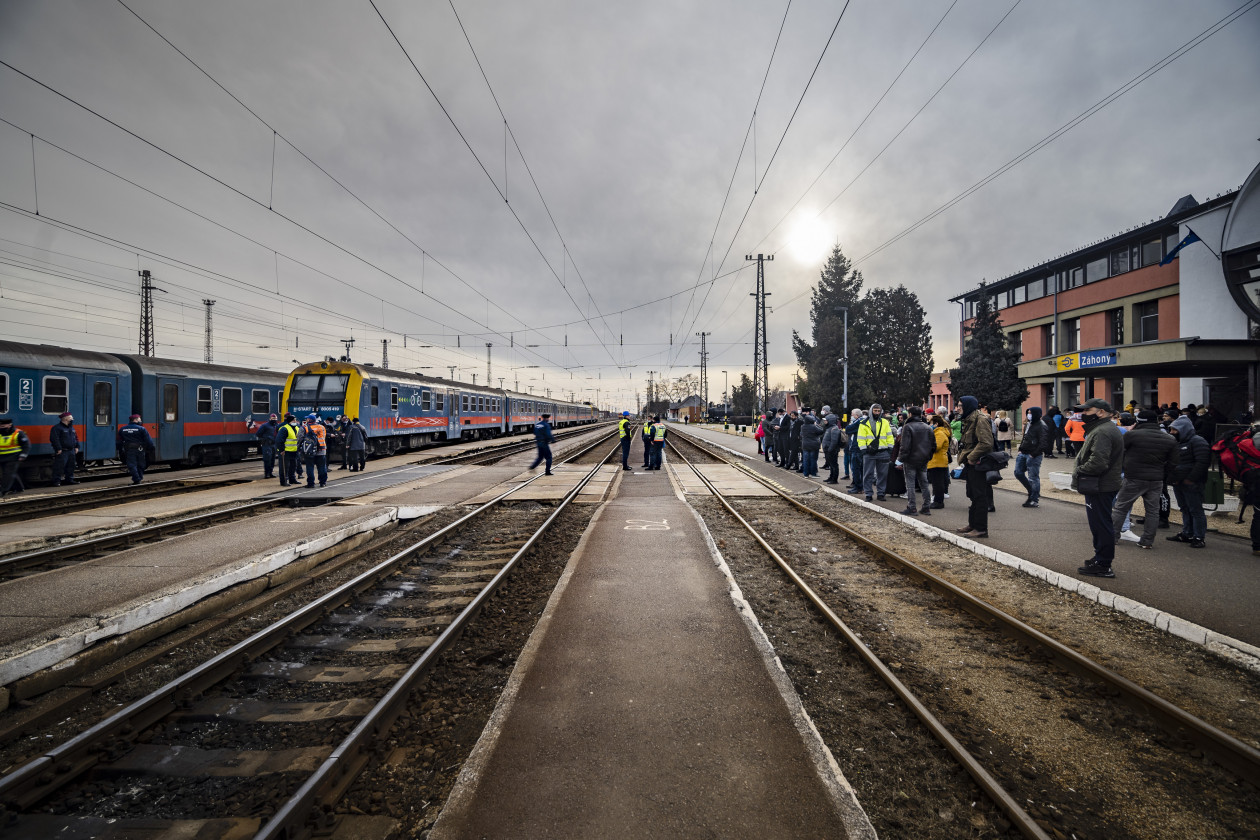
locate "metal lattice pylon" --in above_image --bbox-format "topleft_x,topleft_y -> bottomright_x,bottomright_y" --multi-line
746,254 -> 772,415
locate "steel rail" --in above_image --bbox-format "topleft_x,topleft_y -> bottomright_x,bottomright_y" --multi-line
0,498 -> 283,577
672,429 -> 1260,789
667,437 -> 1053,840
256,439 -> 620,839
0,477 -> 245,524
0,433 -> 617,813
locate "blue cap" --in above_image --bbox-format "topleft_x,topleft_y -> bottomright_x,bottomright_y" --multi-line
622,411 -> 630,416
307,413 -> 319,420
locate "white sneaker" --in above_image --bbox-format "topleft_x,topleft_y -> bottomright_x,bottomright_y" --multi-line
1119,530 -> 1141,543
944,493 -> 950,499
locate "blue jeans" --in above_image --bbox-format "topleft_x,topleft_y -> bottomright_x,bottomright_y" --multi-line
531,444 -> 553,472
1084,491 -> 1118,564
1014,452 -> 1042,501
848,449 -> 864,488
801,449 -> 819,477
1172,482 -> 1206,540
843,449 -> 852,476
305,453 -> 327,487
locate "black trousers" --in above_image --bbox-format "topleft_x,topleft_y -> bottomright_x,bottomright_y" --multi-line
965,467 -> 990,532
824,448 -> 840,482
928,467 -> 949,505
621,436 -> 632,468
1084,491 -> 1118,564
642,436 -> 652,466
0,460 -> 19,495
349,449 -> 366,471
281,451 -> 301,485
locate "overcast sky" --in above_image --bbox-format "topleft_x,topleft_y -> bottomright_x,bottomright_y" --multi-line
1,0 -> 1257,410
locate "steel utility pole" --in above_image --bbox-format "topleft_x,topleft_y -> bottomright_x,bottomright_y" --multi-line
695,331 -> 710,409
486,343 -> 492,385
448,366 -> 457,381
202,299 -> 216,363
646,371 -> 657,413
381,339 -> 390,369
746,253 -> 772,415
137,270 -> 166,357
834,306 -> 849,411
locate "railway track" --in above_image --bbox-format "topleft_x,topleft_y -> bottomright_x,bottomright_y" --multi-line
0,478 -> 250,525
0,432 -> 618,838
668,431 -> 1260,839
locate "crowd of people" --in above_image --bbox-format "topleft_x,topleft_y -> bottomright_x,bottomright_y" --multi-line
753,396 -> 1231,580
253,412 -> 369,488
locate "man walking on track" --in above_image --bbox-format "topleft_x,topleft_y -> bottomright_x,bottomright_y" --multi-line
531,413 -> 555,476
618,411 -> 634,471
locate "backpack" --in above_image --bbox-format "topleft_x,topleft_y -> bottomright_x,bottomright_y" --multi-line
299,433 -> 319,459
998,418 -> 1009,432
1212,428 -> 1260,521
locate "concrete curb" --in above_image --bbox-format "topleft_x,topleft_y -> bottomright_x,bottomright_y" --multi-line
430,502 -> 608,839
0,508 -> 398,689
814,481 -> 1260,673
685,499 -> 879,840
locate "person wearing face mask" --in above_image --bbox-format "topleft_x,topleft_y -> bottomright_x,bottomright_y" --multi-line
1014,407 -> 1048,507
852,403 -> 894,501
49,411 -> 80,486
1167,414 -> 1210,548
955,396 -> 994,538
1071,399 -> 1124,578
0,418 -> 31,497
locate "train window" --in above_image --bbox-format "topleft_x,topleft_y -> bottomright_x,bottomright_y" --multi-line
0,373 -> 7,414
164,384 -> 179,421
435,391 -> 444,411
390,386 -> 399,411
290,375 -> 321,402
461,394 -> 468,412
222,388 -> 243,414
197,385 -> 213,414
476,396 -> 483,412
421,390 -> 431,411
252,389 -> 271,414
371,386 -> 379,407
93,382 -> 111,426
42,376 -> 68,415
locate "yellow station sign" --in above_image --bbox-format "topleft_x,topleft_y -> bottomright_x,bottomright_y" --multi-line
1056,353 -> 1079,371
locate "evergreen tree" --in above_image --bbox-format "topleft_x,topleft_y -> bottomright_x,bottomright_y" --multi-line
792,245 -> 868,411
731,373 -> 757,417
857,285 -> 933,408
948,285 -> 1028,410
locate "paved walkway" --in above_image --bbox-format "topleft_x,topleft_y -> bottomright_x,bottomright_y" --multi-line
679,424 -> 1260,648
432,462 -> 871,839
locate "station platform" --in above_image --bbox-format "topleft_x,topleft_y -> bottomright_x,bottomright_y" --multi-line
676,424 -> 1260,649
431,457 -> 873,838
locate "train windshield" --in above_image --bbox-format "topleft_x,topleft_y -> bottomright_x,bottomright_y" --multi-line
289,374 -> 349,402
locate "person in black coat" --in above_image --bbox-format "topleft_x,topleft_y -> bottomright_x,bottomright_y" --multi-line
779,411 -> 797,470
49,411 -> 80,486
1110,410 -> 1178,548
1168,415 -> 1209,547
1015,406 -> 1048,507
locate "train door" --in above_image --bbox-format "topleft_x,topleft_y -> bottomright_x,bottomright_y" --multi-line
158,378 -> 184,461
447,390 -> 459,438
86,376 -> 119,461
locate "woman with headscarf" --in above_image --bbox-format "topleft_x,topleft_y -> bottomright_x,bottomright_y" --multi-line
955,396 -> 994,538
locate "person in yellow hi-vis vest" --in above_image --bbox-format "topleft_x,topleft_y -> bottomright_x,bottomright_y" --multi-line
649,415 -> 667,470
851,403 -> 894,501
641,417 -> 654,469
618,411 -> 634,471
0,418 -> 31,498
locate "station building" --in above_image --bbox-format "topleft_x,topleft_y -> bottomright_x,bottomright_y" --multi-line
950,161 -> 1260,421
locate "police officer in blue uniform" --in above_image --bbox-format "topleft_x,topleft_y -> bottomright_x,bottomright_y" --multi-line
255,413 -> 279,479
618,411 -> 634,471
49,411 -> 80,486
530,413 -> 555,476
117,413 -> 155,484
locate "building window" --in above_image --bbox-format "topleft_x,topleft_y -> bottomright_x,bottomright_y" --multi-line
1106,308 -> 1124,345
1042,323 -> 1055,356
0,373 -> 7,414
94,382 -> 112,427
42,376 -> 69,415
1136,300 -> 1159,342
1111,248 -> 1130,276
1012,284 -> 1026,305
1011,330 -> 1023,360
1109,379 -> 1125,411
1062,318 -> 1080,352
1065,381 -> 1081,409
390,386 -> 399,411
222,388 -> 243,414
197,385 -> 213,414
1165,232 -> 1181,256
1026,278 -> 1044,301
1141,377 -> 1159,409
1141,238 -> 1162,267
252,389 -> 271,414
1086,256 -> 1108,283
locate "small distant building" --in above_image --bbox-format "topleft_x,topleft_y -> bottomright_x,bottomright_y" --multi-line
927,371 -> 953,414
668,394 -> 706,422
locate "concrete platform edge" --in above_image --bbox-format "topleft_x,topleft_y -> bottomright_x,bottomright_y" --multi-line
0,508 -> 398,688
815,483 -> 1260,674
429,501 -> 608,839
683,498 -> 879,840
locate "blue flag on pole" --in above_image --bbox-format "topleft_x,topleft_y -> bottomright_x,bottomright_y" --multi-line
1159,231 -> 1201,266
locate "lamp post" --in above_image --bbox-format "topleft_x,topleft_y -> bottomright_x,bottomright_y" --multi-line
721,370 -> 728,418
834,306 -> 849,412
